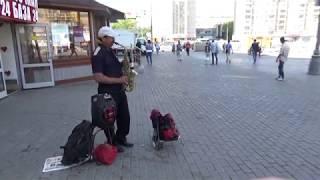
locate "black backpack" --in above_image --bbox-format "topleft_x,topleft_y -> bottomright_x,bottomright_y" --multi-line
61,120 -> 95,165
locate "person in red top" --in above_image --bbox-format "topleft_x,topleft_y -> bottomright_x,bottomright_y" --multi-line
185,41 -> 191,56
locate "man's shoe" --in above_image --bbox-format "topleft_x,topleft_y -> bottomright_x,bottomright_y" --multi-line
116,145 -> 124,153
118,140 -> 134,148
104,141 -> 124,153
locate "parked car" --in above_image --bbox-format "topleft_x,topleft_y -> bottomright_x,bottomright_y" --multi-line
160,42 -> 173,52
136,37 -> 147,55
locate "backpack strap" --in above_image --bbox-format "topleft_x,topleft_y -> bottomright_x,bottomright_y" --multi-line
89,127 -> 103,161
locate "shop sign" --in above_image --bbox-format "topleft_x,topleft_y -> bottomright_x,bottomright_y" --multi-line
73,26 -> 84,43
0,0 -> 38,23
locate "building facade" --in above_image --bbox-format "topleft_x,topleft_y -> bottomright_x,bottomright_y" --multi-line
196,28 -> 217,39
0,0 -> 124,99
233,0 -> 320,51
172,0 -> 196,40
152,0 -> 233,42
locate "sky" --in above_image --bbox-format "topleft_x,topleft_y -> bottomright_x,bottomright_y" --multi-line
96,0 -> 235,34
195,0 -> 234,17
97,0 -> 235,18
97,0 -> 151,14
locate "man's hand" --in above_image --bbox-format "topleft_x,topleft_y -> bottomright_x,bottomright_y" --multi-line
93,73 -> 128,85
120,76 -> 128,85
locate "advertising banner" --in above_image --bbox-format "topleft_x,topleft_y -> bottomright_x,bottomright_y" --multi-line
0,0 -> 38,23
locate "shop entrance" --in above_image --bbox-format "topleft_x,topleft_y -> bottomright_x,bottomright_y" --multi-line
16,24 -> 54,89
0,53 -> 7,99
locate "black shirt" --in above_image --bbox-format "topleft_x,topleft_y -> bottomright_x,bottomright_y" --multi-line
91,44 -> 123,93
251,42 -> 260,52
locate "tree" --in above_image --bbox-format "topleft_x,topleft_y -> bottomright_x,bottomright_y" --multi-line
136,27 -> 151,37
112,19 -> 137,30
111,19 -> 150,37
222,21 -> 234,40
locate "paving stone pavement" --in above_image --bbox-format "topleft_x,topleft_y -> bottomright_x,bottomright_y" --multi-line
0,52 -> 320,180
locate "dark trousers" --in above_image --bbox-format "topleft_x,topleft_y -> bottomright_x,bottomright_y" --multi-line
98,90 -> 131,143
253,52 -> 257,63
146,52 -> 152,64
212,53 -> 218,64
278,61 -> 284,79
186,48 -> 190,56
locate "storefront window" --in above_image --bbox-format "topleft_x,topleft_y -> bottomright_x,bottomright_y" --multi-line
38,9 -> 91,61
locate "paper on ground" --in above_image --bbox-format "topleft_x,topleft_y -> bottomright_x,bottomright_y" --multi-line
42,156 -> 89,173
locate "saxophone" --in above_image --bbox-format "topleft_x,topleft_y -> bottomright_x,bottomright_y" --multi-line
115,42 -> 136,92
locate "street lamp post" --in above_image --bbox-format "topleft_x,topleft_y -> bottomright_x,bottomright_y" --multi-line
308,13 -> 320,75
150,0 -> 153,42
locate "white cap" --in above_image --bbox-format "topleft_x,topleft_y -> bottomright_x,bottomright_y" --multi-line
97,26 -> 118,38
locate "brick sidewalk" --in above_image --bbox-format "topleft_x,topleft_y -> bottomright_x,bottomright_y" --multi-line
1,52 -> 320,180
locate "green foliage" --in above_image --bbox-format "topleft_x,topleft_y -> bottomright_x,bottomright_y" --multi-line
111,19 -> 151,38
112,19 -> 137,30
222,21 -> 234,40
136,27 -> 151,37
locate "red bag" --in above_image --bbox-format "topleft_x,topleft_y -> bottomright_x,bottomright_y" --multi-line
150,109 -> 162,129
162,128 -> 179,141
104,106 -> 116,125
161,113 -> 180,141
93,144 -> 117,165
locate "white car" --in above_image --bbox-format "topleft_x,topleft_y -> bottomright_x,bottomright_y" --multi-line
160,42 -> 173,52
136,38 -> 147,54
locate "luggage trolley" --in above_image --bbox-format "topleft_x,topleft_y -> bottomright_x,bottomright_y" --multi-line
151,114 -> 180,150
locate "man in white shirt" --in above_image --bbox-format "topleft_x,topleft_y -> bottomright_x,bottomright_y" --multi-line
276,37 -> 290,81
210,40 -> 219,65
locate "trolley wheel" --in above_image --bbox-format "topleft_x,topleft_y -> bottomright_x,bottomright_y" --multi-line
152,140 -> 163,150
152,136 -> 163,150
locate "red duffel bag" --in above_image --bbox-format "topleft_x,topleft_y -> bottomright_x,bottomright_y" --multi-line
162,128 -> 179,141
93,144 -> 117,165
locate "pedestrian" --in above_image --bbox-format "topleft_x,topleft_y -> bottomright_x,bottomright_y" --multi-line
172,43 -> 176,54
155,41 -> 160,55
69,43 -> 78,57
251,39 -> 260,64
225,40 -> 233,64
205,40 -> 211,64
205,40 -> 210,56
176,40 -> 183,61
135,40 -> 142,59
276,37 -> 290,81
223,42 -> 226,52
210,40 -> 219,65
91,26 -> 134,153
146,40 -> 153,65
258,42 -> 262,57
185,41 -> 191,56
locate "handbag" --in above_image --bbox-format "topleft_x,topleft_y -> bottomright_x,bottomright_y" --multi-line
91,93 -> 117,128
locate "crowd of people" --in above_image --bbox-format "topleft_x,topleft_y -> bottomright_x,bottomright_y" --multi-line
134,35 -> 290,81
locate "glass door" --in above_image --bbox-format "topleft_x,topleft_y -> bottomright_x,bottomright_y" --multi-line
16,24 -> 54,89
0,53 -> 7,99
